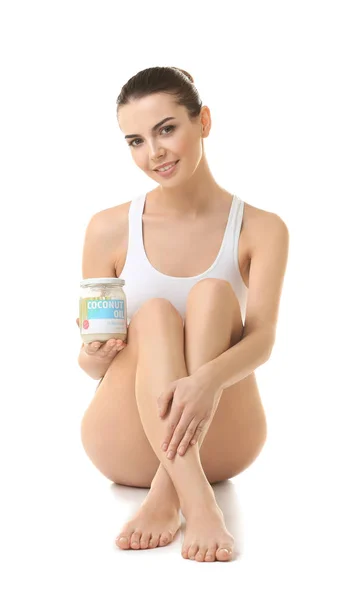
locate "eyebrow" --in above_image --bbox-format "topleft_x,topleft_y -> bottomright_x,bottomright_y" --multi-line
124,117 -> 176,139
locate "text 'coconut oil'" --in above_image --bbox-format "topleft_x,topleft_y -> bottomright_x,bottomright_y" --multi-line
79,277 -> 127,343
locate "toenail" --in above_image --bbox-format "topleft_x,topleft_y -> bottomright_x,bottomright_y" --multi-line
118,537 -> 128,543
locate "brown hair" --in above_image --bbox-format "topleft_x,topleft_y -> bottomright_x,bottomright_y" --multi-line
116,66 -> 203,124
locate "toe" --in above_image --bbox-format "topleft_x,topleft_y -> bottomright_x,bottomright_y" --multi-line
188,543 -> 199,560
216,545 -> 234,561
115,532 -> 131,549
204,546 -> 217,562
130,530 -> 142,550
140,532 -> 152,549
149,534 -> 160,549
195,546 -> 207,562
181,545 -> 190,559
159,529 -> 172,546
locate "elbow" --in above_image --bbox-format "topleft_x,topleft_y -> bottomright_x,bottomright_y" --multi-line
262,331 -> 275,362
265,339 -> 275,362
263,345 -> 273,363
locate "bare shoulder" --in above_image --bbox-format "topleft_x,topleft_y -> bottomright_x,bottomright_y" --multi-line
93,200 -> 131,235
87,200 -> 132,251
243,201 -> 289,258
88,201 -> 132,275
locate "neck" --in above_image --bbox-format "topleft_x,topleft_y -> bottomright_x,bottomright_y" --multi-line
154,155 -> 226,217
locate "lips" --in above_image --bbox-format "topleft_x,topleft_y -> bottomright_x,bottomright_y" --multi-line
154,161 -> 178,171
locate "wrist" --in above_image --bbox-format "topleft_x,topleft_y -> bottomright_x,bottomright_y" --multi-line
194,360 -> 223,394
78,349 -> 111,380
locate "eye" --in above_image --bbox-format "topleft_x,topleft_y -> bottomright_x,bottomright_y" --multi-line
128,125 -> 176,148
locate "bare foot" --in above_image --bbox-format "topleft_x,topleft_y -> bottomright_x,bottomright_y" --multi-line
115,493 -> 181,550
181,502 -> 239,562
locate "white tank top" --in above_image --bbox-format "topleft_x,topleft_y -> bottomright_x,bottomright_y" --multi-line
119,192 -> 248,326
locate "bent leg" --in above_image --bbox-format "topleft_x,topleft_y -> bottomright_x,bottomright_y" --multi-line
131,291 -> 239,560
143,278 -> 244,511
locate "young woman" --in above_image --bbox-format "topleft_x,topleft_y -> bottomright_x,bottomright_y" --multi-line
77,66 -> 289,562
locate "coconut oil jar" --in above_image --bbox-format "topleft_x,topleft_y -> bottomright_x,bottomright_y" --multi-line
79,277 -> 127,343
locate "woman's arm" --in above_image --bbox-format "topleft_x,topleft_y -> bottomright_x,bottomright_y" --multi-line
77,209 -> 122,380
77,346 -> 112,380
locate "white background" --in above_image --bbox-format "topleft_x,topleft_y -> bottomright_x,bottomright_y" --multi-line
1,0 -> 351,598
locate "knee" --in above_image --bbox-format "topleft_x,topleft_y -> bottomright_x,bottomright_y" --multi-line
190,278 -> 233,296
188,278 -> 240,311
188,278 -> 242,329
132,298 -> 183,330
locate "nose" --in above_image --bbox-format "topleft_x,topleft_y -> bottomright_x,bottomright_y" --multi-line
147,139 -> 165,162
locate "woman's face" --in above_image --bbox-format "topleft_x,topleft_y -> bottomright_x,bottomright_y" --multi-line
118,93 -> 208,185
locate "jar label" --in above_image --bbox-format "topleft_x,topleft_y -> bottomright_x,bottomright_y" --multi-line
79,297 -> 126,333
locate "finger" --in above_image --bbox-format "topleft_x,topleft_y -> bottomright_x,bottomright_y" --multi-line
164,413 -> 193,459
160,405 -> 184,452
108,340 -> 126,355
176,418 -> 199,456
190,419 -> 207,448
158,386 -> 174,419
100,339 -> 120,357
76,318 -> 80,328
84,342 -> 101,354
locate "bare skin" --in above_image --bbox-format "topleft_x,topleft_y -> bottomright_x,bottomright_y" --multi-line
80,187 -> 276,561
110,190 -> 264,560
115,294 -> 240,561
81,92 -> 285,560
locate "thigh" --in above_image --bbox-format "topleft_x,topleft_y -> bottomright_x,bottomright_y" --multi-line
199,373 -> 268,483
80,318 -> 161,487
80,315 -> 267,488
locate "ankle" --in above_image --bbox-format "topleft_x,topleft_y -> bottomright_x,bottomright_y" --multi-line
148,484 -> 180,510
180,485 -> 217,518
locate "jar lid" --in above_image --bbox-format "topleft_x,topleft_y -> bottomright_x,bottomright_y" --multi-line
80,277 -> 125,286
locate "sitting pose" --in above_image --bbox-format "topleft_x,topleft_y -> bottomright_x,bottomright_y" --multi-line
77,66 -> 289,562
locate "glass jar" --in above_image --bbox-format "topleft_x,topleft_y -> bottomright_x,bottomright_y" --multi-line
79,277 -> 127,343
